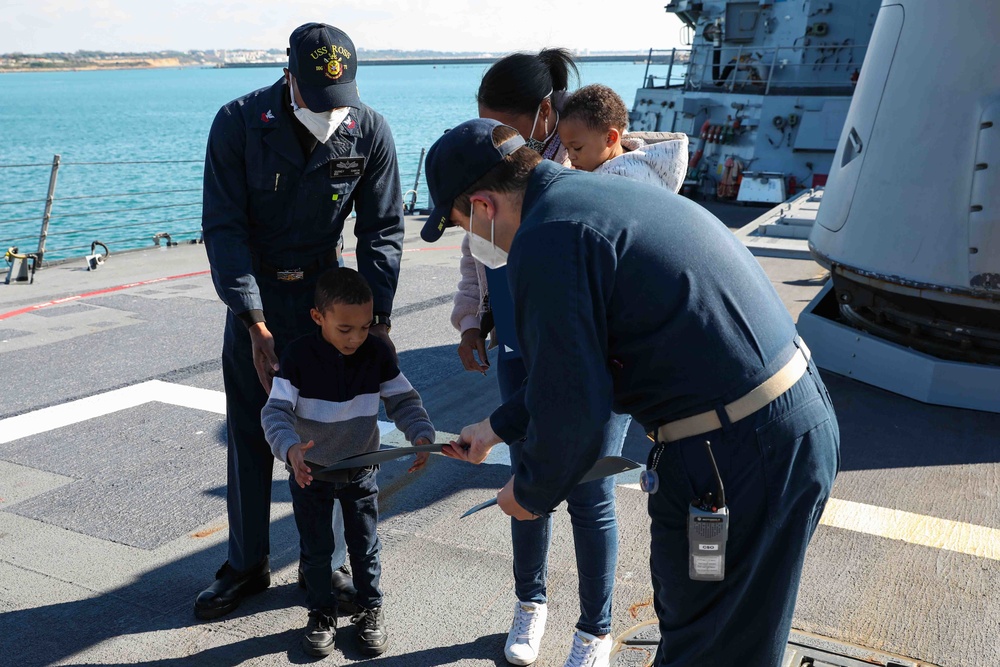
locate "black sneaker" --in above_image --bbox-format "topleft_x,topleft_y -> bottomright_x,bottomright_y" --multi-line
302,609 -> 337,657
352,606 -> 388,656
298,563 -> 359,614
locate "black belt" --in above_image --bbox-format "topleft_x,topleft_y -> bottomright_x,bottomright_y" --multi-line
256,246 -> 341,283
287,461 -> 375,484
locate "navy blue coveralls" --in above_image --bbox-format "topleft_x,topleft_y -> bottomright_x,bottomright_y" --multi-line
489,162 -> 840,666
202,78 -> 403,573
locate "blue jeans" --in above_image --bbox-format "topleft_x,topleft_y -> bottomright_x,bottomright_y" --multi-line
289,466 -> 383,612
497,354 -> 629,637
648,356 -> 839,666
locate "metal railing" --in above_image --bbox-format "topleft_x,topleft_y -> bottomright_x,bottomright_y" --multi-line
641,48 -> 691,90
0,150 -> 430,267
640,43 -> 866,95
0,157 -> 204,265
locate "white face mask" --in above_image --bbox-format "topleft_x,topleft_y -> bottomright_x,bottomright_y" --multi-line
289,77 -> 349,144
468,201 -> 508,270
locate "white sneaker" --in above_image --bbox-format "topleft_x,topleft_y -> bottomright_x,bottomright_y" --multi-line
504,601 -> 547,665
562,629 -> 612,667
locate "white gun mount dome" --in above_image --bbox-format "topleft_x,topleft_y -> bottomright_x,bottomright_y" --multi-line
809,0 -> 1000,365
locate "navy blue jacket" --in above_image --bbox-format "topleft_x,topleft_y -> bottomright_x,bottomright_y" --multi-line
202,79 -> 403,322
489,161 -> 799,515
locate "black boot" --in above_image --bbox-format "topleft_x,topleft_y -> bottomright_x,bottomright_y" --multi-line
299,563 -> 359,614
302,608 -> 337,657
194,558 -> 270,620
352,606 -> 388,656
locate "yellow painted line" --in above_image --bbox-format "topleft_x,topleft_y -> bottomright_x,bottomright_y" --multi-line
820,498 -> 1000,561
619,486 -> 999,561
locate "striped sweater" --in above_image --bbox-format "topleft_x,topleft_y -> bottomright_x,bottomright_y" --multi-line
262,330 -> 435,466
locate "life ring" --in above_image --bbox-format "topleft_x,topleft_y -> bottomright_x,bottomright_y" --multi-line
717,157 -> 743,200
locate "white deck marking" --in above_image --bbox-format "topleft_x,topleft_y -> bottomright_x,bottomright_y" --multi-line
819,497 -> 1000,561
11,384 -> 995,561
0,380 -> 396,444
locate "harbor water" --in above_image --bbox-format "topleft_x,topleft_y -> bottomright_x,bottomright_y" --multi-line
0,62 -> 654,262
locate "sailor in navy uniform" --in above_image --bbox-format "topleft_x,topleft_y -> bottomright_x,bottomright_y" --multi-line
197,22 -> 403,620
422,119 -> 840,667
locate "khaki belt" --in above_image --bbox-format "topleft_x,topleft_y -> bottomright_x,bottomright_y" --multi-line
655,341 -> 812,443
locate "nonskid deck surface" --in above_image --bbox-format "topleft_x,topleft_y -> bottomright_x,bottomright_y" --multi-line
0,216 -> 996,666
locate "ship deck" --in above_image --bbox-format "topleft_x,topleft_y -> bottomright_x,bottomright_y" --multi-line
0,211 -> 996,666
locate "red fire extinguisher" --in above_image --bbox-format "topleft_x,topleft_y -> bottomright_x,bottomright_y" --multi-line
689,120 -> 712,170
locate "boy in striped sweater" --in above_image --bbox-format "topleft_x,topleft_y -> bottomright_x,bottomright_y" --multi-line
262,266 -> 435,658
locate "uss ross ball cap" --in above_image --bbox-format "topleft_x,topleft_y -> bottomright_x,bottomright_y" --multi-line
287,23 -> 361,111
420,118 -> 526,243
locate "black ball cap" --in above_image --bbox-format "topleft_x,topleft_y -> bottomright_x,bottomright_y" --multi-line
421,118 -> 526,243
287,23 -> 361,111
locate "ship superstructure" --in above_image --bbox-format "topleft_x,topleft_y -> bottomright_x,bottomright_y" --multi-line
631,0 -> 878,203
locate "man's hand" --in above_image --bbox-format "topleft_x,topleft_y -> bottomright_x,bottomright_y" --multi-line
249,322 -> 279,393
408,436 -> 432,473
287,440 -> 315,488
442,417 -> 502,464
369,323 -> 396,358
458,328 -> 489,374
497,477 -> 538,521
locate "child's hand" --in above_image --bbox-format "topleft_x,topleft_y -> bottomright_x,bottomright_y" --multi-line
288,440 -> 315,488
408,437 -> 432,473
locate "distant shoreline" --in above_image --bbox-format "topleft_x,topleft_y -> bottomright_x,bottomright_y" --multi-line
1,52 -> 671,74
223,54 -> 663,67
0,63 -> 208,74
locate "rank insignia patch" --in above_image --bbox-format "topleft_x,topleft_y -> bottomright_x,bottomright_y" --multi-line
330,156 -> 366,178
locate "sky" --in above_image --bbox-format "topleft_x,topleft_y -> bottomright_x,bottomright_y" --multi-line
4,0 -> 685,55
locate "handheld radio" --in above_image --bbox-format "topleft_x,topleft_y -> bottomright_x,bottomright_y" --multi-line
688,441 -> 729,581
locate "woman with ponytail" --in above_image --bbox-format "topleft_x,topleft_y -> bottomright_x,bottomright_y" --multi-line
476,48 -> 575,163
